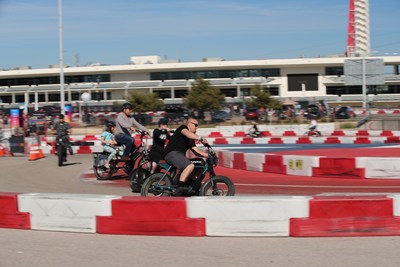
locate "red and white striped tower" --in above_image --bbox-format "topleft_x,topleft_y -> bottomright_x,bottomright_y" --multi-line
346,0 -> 370,57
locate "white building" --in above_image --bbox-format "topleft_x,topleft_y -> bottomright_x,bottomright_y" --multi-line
0,55 -> 400,110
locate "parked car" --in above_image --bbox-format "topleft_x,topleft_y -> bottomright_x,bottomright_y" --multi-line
244,108 -> 259,121
211,110 -> 231,122
164,106 -> 190,123
302,104 -> 322,119
335,106 -> 356,119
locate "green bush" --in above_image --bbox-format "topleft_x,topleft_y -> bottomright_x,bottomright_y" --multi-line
340,122 -> 356,129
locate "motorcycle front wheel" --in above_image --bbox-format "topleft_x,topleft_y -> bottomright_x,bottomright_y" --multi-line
140,173 -> 172,197
130,167 -> 151,193
199,175 -> 235,196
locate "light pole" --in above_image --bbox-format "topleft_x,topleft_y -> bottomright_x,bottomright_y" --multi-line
81,92 -> 91,135
58,0 -> 65,115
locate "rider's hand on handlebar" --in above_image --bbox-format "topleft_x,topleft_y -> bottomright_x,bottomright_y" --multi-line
201,138 -> 210,148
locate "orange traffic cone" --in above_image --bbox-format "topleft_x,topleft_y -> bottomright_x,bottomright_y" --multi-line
0,145 -> 4,157
29,144 -> 43,161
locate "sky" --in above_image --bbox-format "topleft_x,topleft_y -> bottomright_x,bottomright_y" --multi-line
0,0 -> 399,69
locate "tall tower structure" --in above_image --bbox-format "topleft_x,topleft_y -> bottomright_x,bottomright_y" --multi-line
346,0 -> 370,57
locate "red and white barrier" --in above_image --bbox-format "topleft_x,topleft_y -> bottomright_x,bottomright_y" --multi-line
217,150 -> 400,179
3,192 -> 400,237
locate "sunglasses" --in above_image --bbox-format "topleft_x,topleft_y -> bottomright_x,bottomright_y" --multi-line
190,122 -> 199,127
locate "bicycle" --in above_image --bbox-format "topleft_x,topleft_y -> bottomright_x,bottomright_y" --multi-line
304,129 -> 322,137
92,130 -> 150,180
140,143 -> 235,197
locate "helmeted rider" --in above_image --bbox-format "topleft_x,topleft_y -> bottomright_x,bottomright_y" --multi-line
248,121 -> 261,137
53,114 -> 73,155
114,103 -> 151,161
308,116 -> 318,134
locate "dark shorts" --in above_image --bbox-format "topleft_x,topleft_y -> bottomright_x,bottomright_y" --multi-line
164,151 -> 192,170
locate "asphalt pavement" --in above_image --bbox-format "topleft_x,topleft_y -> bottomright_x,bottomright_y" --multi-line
1,154 -> 400,266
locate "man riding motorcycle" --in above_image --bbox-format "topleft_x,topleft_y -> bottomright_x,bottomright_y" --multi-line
53,114 -> 73,156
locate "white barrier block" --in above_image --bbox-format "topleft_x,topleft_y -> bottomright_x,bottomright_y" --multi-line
357,157 -> 400,179
225,137 -> 241,144
244,153 -> 266,172
18,193 -> 122,233
218,150 -> 234,168
186,196 -> 311,236
388,194 -> 400,216
337,137 -> 356,144
281,137 -> 297,144
283,155 -> 321,176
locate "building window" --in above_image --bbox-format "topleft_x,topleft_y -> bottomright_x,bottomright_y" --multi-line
154,90 -> 171,99
287,74 -> 318,91
325,67 -> 344,76
220,88 -> 237,97
175,90 -> 188,98
265,87 -> 279,96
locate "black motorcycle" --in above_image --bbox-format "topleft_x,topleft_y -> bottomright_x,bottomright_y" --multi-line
56,135 -> 69,166
140,143 -> 235,197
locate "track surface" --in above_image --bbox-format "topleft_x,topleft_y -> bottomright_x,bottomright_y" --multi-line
2,150 -> 400,266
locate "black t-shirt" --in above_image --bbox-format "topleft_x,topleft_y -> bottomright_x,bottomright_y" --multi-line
149,128 -> 171,162
163,125 -> 195,156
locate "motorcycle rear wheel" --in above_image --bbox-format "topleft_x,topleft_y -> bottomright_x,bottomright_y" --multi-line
199,175 -> 235,196
93,154 -> 113,180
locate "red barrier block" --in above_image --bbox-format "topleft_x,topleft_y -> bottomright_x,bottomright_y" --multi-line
233,131 -> 246,137
241,137 -> 256,144
76,146 -> 92,154
83,135 -> 98,140
331,130 -> 345,136
261,131 -> 272,136
232,153 -> 246,170
296,137 -> 311,144
380,130 -> 393,136
97,197 -> 205,236
377,110 -> 386,114
354,137 -> 371,144
324,137 -> 341,144
283,130 -> 297,136
213,138 -> 228,145
290,217 -> 400,237
0,193 -> 30,229
310,196 -> 393,218
268,137 -> 283,144
290,196 -> 400,237
263,154 -> 285,174
356,130 -> 369,136
313,158 -> 364,178
208,132 -> 223,137
385,136 -> 400,144
393,110 -> 400,114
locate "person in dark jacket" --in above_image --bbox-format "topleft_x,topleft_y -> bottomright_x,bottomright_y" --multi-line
148,118 -> 172,164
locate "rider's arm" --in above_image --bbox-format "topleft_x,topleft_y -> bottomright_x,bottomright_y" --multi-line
130,117 -> 151,136
190,146 -> 208,158
181,128 -> 205,143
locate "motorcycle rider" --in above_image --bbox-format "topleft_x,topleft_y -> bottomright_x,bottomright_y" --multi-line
308,116 -> 318,135
163,117 -> 208,196
53,114 -> 73,157
248,121 -> 261,137
114,103 -> 151,161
